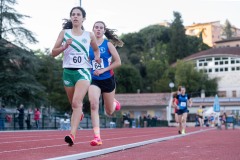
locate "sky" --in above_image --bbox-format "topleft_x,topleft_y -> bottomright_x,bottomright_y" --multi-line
14,0 -> 240,50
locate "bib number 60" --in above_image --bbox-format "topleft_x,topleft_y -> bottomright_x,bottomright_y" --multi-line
73,56 -> 82,63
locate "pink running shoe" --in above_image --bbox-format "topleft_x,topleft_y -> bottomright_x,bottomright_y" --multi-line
114,99 -> 121,111
90,136 -> 103,146
80,113 -> 84,121
65,134 -> 75,146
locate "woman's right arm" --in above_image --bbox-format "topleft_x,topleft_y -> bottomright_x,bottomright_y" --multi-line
51,30 -> 65,57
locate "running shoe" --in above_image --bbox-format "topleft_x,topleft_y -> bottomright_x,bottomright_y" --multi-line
114,99 -> 121,111
178,130 -> 181,134
104,99 -> 121,117
181,129 -> 186,135
65,134 -> 75,146
90,136 -> 103,146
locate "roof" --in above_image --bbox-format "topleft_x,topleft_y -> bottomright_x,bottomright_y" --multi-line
183,47 -> 240,61
115,93 -> 171,107
115,93 -> 240,108
185,21 -> 220,28
215,37 -> 240,43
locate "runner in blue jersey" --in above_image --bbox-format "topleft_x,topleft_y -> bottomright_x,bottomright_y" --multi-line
174,86 -> 192,134
88,21 -> 124,146
51,7 -> 100,146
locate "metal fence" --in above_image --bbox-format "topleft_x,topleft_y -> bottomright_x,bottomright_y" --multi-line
0,113 -> 169,131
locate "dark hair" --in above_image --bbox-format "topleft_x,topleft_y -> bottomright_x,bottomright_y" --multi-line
93,21 -> 124,47
172,92 -> 178,98
178,86 -> 182,92
62,7 -> 86,30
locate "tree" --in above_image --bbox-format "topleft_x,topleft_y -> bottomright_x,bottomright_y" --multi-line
187,35 -> 210,54
0,1 -> 42,107
174,60 -> 218,97
168,11 -> 188,63
0,0 -> 38,47
115,65 -> 142,93
145,60 -> 168,92
222,19 -> 233,39
0,39 -> 45,106
34,49 -> 70,112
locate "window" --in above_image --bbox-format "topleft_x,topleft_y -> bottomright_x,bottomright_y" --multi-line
232,67 -> 235,71
225,61 -> 228,64
218,91 -> 226,97
237,67 -> 240,70
232,91 -> 237,97
215,68 -> 219,72
209,69 -> 212,72
220,68 -> 223,72
199,63 -> 202,66
204,62 -> 208,66
231,60 -> 235,64
215,57 -> 220,60
225,68 -> 228,71
215,62 -> 218,65
206,58 -> 212,61
220,61 -> 223,65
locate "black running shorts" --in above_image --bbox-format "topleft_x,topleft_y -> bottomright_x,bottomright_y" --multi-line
91,76 -> 116,93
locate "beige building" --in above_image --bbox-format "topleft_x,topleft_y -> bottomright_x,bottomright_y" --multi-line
215,37 -> 240,48
185,21 -> 240,47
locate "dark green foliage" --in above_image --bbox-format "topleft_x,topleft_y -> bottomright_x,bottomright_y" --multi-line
0,39 -> 45,106
174,60 -> 218,97
168,11 -> 189,63
115,65 -> 142,93
222,19 -> 233,39
0,0 -> 38,47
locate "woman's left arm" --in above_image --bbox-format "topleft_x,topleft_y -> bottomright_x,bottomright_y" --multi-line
104,42 -> 121,72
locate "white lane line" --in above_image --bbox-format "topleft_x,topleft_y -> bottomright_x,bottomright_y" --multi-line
46,128 -> 214,160
0,130 -> 172,144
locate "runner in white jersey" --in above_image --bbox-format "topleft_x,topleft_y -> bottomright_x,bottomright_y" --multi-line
51,6 -> 100,146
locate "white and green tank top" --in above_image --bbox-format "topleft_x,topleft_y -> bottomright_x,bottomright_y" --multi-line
62,29 -> 92,68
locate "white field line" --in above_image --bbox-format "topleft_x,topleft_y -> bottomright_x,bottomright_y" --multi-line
46,128 -> 215,160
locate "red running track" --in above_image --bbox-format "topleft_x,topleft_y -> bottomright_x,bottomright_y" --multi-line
88,128 -> 240,160
0,127 -> 239,160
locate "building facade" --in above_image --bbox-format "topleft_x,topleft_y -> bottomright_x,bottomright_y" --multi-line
185,21 -> 240,47
183,47 -> 240,97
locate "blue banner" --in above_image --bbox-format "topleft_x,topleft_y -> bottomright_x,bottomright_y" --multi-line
213,95 -> 220,112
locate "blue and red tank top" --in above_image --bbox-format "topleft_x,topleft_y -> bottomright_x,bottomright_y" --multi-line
89,39 -> 114,80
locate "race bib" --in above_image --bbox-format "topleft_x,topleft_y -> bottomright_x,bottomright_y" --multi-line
92,59 -> 104,70
180,102 -> 186,107
69,52 -> 85,66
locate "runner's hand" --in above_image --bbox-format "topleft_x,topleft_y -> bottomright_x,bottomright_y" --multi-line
62,39 -> 72,50
95,57 -> 101,64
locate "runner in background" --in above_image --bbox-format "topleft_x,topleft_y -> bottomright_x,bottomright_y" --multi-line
172,86 -> 181,134
196,105 -> 204,127
174,86 -> 192,134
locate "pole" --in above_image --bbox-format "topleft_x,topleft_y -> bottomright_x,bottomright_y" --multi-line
167,92 -> 173,126
79,0 -> 82,7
